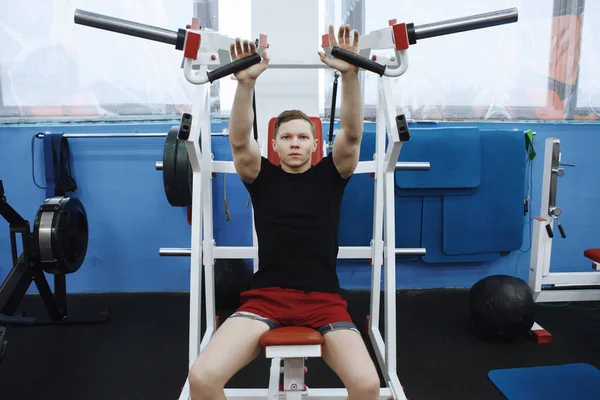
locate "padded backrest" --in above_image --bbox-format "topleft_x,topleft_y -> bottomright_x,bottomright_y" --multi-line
267,117 -> 323,166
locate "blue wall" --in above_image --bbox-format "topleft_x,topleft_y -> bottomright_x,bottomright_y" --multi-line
0,120 -> 599,293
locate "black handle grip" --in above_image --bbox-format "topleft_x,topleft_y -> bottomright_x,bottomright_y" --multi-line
329,72 -> 340,144
396,114 -> 410,142
545,224 -> 554,238
558,223 -> 566,238
206,53 -> 262,83
330,46 -> 386,76
178,113 -> 192,140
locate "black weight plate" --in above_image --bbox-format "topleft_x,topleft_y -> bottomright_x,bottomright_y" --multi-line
163,126 -> 184,207
33,196 -> 88,275
175,138 -> 193,207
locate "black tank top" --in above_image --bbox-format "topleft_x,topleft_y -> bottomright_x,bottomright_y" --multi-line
243,153 -> 350,294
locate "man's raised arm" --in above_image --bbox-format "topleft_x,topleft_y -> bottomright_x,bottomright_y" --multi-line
318,25 -> 364,179
229,38 -> 270,183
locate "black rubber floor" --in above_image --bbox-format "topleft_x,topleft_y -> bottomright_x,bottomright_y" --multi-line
0,289 -> 598,400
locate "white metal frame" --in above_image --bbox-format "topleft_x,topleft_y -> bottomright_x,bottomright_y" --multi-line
528,138 -> 600,303
160,19 -> 426,400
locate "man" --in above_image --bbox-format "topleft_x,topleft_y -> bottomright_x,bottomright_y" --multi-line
188,25 -> 381,400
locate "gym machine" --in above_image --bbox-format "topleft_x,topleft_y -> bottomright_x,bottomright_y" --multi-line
74,6 -> 518,399
0,180 -> 108,364
528,138 -> 600,303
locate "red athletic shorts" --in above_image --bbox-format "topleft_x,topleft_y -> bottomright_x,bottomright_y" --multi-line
233,287 -> 357,333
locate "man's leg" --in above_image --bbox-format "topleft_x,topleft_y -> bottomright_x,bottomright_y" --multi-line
321,328 -> 381,400
188,315 -> 272,400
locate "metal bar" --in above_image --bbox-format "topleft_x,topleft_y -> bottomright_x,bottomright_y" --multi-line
534,290 -> 600,303
74,9 -> 178,46
35,132 -> 221,139
161,247 -> 427,258
414,8 -> 518,41
540,272 -> 600,286
159,248 -> 191,257
221,388 -> 394,399
155,161 -> 163,171
267,63 -> 329,69
35,133 -> 167,139
395,248 -> 426,257
395,162 -> 430,171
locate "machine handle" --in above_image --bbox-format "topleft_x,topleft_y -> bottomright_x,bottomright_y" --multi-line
412,8 -> 518,42
206,53 -> 262,83
178,113 -> 193,141
557,222 -> 566,238
545,224 -> 554,238
74,9 -> 183,48
331,46 -> 386,76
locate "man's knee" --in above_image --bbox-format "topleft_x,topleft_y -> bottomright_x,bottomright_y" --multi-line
188,361 -> 225,396
347,370 -> 380,399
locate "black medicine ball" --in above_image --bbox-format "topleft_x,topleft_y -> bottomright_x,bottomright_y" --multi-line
469,275 -> 535,340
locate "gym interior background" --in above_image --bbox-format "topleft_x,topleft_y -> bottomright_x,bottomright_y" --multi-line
1,1 -> 599,400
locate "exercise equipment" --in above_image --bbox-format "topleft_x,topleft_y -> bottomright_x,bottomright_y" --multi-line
528,138 -> 600,303
74,6 -> 518,399
163,125 -> 193,207
33,196 -> 88,275
0,181 -> 109,363
488,363 -> 600,400
470,275 -> 535,340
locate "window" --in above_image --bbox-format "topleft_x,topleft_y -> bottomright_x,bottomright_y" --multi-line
576,1 -> 600,116
363,0 -> 552,120
0,0 -> 199,120
0,0 -> 252,120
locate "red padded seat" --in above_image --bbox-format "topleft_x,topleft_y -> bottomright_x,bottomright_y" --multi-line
260,326 -> 324,347
584,248 -> 600,263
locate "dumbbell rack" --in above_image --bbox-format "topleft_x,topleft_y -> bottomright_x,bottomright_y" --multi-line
72,7 -> 519,399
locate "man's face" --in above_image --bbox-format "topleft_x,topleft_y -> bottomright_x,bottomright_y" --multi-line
272,119 -> 317,172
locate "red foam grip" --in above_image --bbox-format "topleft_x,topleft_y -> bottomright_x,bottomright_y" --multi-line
184,32 -> 201,59
322,34 -> 330,47
392,23 -> 409,50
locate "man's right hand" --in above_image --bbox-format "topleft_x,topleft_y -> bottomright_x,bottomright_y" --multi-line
230,38 -> 270,83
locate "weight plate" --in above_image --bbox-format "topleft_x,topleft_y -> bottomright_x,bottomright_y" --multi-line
163,126 -> 184,207
175,137 -> 193,207
33,196 -> 88,275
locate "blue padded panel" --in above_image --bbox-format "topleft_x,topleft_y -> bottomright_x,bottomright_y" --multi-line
421,197 -> 501,263
395,127 -> 481,197
488,363 -> 600,400
443,129 -> 525,254
339,174 -> 375,246
338,130 -> 422,253
338,133 -> 377,247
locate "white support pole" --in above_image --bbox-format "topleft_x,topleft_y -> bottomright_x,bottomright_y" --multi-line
369,77 -> 387,376
380,76 -> 405,399
528,217 -> 548,296
540,139 -> 558,278
200,81 -> 218,351
185,82 -> 210,371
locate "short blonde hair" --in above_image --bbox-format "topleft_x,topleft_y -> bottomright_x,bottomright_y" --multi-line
273,110 -> 316,138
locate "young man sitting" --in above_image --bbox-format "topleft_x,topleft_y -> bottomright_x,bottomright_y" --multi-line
188,24 -> 381,400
